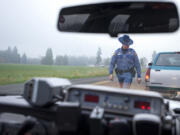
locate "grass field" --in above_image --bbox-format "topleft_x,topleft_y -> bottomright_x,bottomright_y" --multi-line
0,64 -> 109,85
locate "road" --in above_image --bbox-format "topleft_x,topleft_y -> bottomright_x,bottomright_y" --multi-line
0,73 -> 146,95
0,74 -> 146,123
94,76 -> 146,90
0,76 -> 109,95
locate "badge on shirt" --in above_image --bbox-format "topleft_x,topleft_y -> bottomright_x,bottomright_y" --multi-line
128,51 -> 132,55
117,52 -> 122,55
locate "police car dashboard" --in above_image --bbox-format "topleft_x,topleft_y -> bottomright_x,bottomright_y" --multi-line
66,84 -> 163,117
0,78 -> 179,135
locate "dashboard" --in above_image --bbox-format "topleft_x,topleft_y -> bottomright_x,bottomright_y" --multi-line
0,84 -> 178,135
65,85 -> 164,116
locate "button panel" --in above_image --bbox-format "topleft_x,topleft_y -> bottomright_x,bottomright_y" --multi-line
67,88 -> 162,116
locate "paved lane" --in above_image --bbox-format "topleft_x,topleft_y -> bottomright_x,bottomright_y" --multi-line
0,76 -> 109,95
0,73 -> 146,95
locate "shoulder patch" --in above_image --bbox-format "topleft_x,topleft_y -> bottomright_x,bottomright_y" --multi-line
129,49 -> 136,55
113,49 -> 120,56
134,52 -> 137,56
113,51 -> 117,56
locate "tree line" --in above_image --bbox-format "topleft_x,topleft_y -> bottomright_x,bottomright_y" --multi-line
0,46 -> 155,67
0,47 -> 110,66
0,46 -> 26,64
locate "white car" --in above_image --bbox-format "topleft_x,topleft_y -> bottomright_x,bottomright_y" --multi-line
145,52 -> 180,95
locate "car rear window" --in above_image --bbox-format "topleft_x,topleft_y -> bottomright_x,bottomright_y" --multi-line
155,53 -> 180,66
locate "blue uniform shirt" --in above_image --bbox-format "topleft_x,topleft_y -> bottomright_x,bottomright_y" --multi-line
109,48 -> 141,78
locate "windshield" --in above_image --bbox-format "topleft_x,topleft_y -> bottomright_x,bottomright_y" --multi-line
0,0 -> 180,100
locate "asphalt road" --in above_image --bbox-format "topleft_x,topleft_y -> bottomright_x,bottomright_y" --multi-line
0,76 -> 109,95
0,74 -> 146,123
94,74 -> 146,90
0,73 -> 146,95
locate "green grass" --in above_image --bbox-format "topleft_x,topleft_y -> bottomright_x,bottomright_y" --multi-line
0,64 -> 108,85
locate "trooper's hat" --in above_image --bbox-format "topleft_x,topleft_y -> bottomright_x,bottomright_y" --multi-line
118,35 -> 133,46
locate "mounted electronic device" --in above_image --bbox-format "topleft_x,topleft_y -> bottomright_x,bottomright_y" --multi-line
23,77 -> 71,107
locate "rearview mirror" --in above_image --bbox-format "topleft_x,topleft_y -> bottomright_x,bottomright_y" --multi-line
58,2 -> 179,37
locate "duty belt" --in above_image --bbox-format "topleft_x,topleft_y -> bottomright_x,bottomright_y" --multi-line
115,68 -> 134,74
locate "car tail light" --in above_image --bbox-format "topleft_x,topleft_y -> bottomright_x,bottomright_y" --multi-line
145,68 -> 151,82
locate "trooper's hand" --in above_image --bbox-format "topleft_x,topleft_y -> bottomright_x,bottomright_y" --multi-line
137,78 -> 141,84
109,74 -> 114,81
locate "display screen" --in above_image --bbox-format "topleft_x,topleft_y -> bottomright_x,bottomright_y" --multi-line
84,94 -> 99,103
134,101 -> 151,110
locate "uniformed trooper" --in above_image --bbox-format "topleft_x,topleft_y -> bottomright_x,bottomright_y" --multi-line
109,35 -> 141,88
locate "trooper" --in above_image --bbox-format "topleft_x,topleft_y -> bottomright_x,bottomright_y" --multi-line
109,35 -> 141,88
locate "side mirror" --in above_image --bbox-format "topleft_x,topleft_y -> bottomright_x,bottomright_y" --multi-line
148,63 -> 152,66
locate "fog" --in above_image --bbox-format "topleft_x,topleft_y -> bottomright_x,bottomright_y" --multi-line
0,0 -> 180,62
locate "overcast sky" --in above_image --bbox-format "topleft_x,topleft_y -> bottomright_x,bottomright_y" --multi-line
0,0 -> 180,62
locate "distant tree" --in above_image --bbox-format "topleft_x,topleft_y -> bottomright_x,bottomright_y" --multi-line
7,46 -> 11,53
140,57 -> 148,68
88,57 -> 96,66
41,48 -> 54,65
96,47 -> 102,66
103,58 -> 110,66
67,56 -> 96,66
0,50 -> 5,63
46,48 -> 53,65
55,55 -> 63,65
0,57 -> 4,63
0,47 -> 12,63
63,55 -> 69,65
21,53 -> 27,64
6,46 -> 12,62
13,46 -> 18,55
55,55 -> 69,65
41,57 -> 45,65
152,51 -> 157,61
0,46 -> 25,64
27,58 -> 41,65
12,46 -> 20,63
